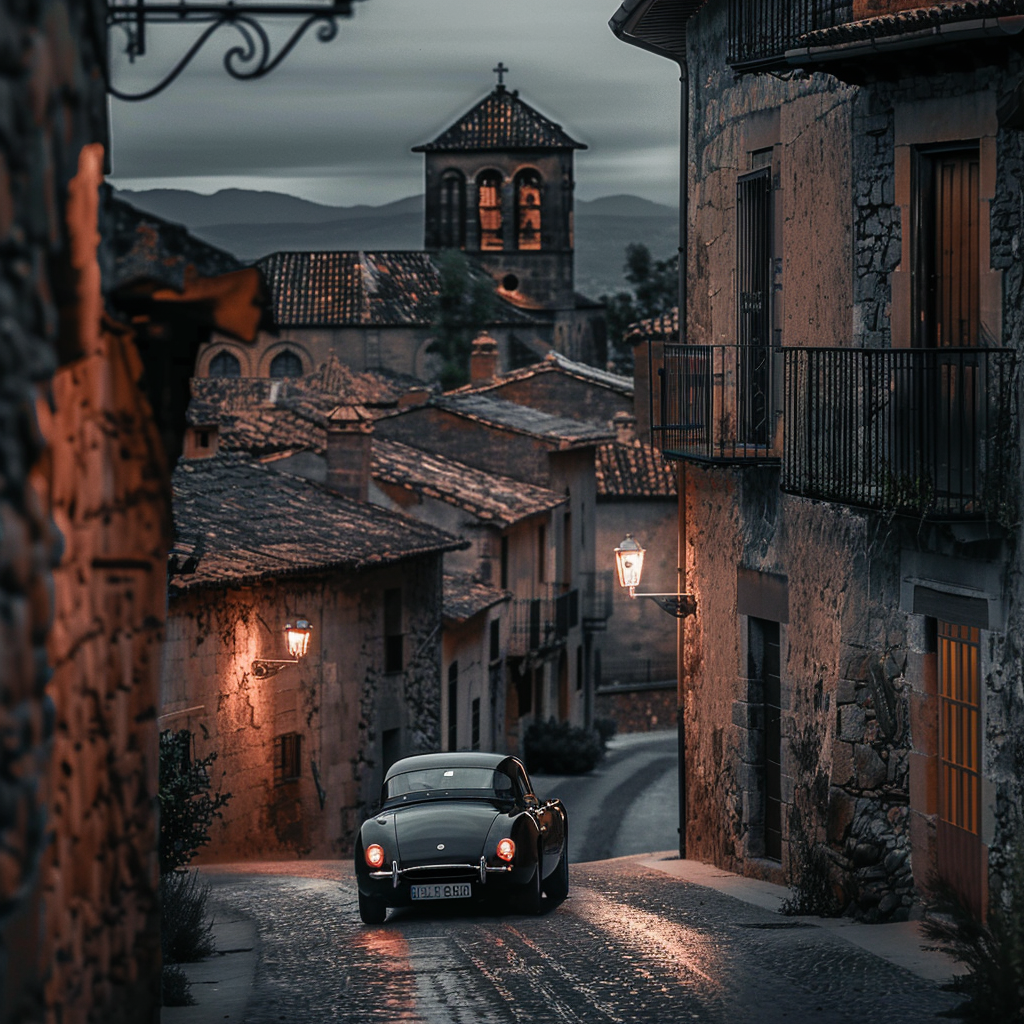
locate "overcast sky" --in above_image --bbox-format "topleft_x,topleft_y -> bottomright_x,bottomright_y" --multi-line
106,0 -> 681,208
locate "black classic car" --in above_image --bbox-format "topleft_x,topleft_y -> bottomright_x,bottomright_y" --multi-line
354,751 -> 568,924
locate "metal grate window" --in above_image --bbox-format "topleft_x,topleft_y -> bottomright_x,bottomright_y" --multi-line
274,732 -> 302,785
938,622 -> 981,835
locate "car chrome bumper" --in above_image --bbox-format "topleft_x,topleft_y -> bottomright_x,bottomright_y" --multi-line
370,857 -> 515,887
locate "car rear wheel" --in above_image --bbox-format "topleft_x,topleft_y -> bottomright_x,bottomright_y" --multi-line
359,892 -> 387,925
517,849 -> 543,915
543,841 -> 569,903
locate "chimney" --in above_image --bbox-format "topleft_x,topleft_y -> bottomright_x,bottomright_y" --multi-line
184,423 -> 219,459
612,410 -> 637,445
326,405 -> 373,501
470,333 -> 500,384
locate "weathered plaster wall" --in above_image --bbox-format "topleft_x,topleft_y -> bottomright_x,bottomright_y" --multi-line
162,557 -> 443,858
2,2 -> 164,1019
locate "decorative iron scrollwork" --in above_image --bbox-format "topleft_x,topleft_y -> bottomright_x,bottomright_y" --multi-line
105,1 -> 362,101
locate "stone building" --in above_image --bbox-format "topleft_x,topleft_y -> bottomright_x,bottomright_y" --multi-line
195,77 -> 607,386
162,451 -> 461,858
615,0 -> 1024,920
1,3 -> 264,1017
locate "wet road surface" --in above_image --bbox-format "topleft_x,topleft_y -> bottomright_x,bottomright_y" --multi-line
203,857 -> 956,1024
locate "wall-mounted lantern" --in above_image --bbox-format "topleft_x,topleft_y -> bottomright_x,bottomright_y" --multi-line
614,534 -> 696,618
253,618 -> 313,678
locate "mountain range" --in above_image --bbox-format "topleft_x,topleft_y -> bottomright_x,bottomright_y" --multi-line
113,188 -> 678,299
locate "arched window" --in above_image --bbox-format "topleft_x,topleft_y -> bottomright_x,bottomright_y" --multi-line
477,171 -> 503,251
439,170 -> 466,249
515,170 -> 542,251
209,349 -> 241,378
269,350 -> 303,378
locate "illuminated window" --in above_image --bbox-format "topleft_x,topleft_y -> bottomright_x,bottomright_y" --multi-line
477,171 -> 503,251
440,170 -> 466,248
938,621 -> 981,835
209,350 -> 241,378
274,733 -> 302,785
270,350 -> 303,378
515,170 -> 542,251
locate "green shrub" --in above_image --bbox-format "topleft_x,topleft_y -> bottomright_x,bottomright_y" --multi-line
161,964 -> 194,1007
523,718 -> 604,775
161,869 -> 216,965
780,840 -> 843,918
922,845 -> 1024,1023
159,729 -> 231,874
593,717 -> 617,746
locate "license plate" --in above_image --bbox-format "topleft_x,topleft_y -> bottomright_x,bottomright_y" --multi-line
410,883 -> 472,901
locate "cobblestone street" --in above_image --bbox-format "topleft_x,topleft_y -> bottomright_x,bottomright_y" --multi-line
194,857 -> 958,1024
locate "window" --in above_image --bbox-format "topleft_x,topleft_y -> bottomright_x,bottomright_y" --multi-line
270,350 -> 303,378
447,661 -> 458,750
736,166 -> 773,446
471,698 -> 481,751
515,170 -> 542,250
537,523 -> 547,584
500,535 -> 509,589
562,511 -> 572,585
274,733 -> 302,785
749,617 -> 781,861
576,645 -> 583,692
209,350 -> 241,378
489,619 -> 500,662
384,588 -> 403,673
477,171 -> 503,251
439,170 -> 466,249
938,621 -> 981,835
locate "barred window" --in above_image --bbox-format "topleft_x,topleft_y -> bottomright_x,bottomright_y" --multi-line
275,733 -> 302,785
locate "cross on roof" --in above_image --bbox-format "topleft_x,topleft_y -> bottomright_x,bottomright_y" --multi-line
493,62 -> 509,87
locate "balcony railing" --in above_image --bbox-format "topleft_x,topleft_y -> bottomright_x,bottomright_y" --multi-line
782,347 -> 1017,519
728,0 -> 852,69
508,587 -> 579,658
653,344 -> 781,464
581,570 -> 614,631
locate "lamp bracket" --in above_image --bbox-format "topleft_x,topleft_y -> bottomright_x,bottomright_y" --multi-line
634,593 -> 697,619
105,1 -> 363,101
251,658 -> 298,679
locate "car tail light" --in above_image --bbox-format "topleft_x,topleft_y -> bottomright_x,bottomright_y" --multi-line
496,838 -> 515,862
365,844 -> 386,868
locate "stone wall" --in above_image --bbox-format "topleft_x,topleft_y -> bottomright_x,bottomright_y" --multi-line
1,1 -> 165,1019
162,556 -> 444,859
595,682 -> 677,733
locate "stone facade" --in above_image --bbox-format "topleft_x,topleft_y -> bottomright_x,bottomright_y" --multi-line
624,0 -> 1024,921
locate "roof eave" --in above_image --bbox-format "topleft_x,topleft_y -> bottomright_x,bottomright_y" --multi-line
609,0 -> 694,65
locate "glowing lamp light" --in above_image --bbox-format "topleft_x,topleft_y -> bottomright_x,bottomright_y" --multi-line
614,534 -> 646,597
285,619 -> 312,660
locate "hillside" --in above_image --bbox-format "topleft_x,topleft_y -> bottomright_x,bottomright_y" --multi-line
113,188 -> 678,298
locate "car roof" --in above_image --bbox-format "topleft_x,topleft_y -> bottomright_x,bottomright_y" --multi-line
383,751 -> 521,781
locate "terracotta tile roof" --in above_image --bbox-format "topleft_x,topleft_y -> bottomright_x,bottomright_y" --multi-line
168,452 -> 463,591
431,393 -> 614,447
799,1 -> 1024,46
626,307 -> 679,341
596,441 -> 677,499
373,439 -> 567,528
188,357 -> 412,454
257,250 -> 539,329
443,573 -> 510,624
413,86 -> 586,152
109,195 -> 244,292
453,352 -> 634,399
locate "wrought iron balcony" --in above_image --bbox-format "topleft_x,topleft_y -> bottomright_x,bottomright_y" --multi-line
728,0 -> 852,69
652,344 -> 781,464
580,570 -> 614,632
508,587 -> 579,658
782,347 -> 1017,520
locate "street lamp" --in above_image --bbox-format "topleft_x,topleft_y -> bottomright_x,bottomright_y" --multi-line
614,534 -> 696,618
253,618 -> 313,678
614,535 -> 696,860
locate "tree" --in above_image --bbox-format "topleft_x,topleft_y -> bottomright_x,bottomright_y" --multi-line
158,729 -> 231,875
600,243 -> 679,372
428,250 -> 495,391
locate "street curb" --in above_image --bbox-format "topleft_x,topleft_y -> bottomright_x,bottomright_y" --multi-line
636,852 -> 962,983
